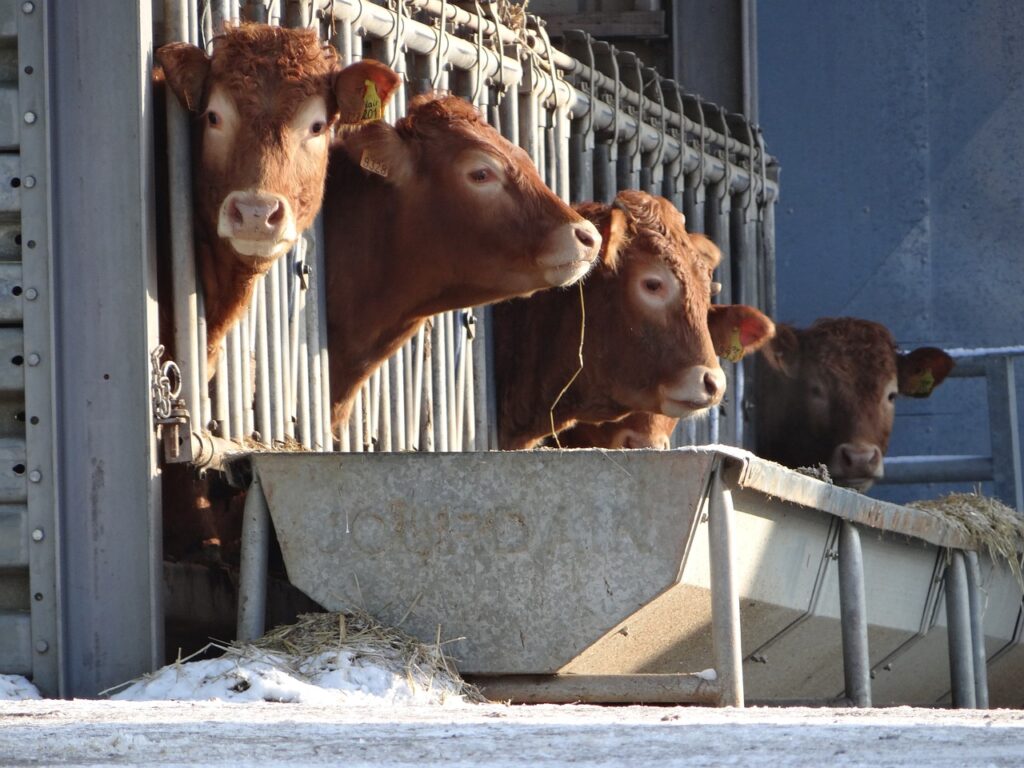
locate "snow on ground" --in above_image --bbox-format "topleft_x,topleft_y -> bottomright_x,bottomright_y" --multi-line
0,674 -> 40,701
2,699 -> 1024,767
109,650 -> 468,707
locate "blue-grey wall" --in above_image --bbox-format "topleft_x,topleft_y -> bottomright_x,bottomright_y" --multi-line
758,0 -> 1024,505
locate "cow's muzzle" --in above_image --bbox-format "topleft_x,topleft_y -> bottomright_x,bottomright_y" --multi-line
218,190 -> 298,261
536,220 -> 602,287
659,365 -> 726,417
828,442 -> 884,490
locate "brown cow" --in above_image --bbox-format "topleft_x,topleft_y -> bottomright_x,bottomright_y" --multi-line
755,317 -> 954,490
494,193 -> 775,449
323,95 -> 602,427
556,412 -> 680,449
157,24 -> 400,372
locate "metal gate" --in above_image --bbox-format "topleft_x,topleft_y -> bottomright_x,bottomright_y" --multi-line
159,0 -> 779,461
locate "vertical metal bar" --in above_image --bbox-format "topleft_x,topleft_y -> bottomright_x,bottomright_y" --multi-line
762,186 -> 777,319
236,472 -> 270,642
214,339 -> 230,436
266,260 -> 285,442
465,326 -> 476,450
421,322 -> 435,452
445,311 -> 458,450
987,357 -> 1023,511
472,310 -> 488,452
433,313 -> 448,451
413,325 -> 426,450
227,326 -> 244,440
196,289 -> 212,430
369,367 -> 382,448
404,339 -> 416,450
241,310 -> 254,438
288,247 -> 304,443
380,361 -> 393,451
254,282 -> 272,442
392,348 -> 406,451
212,0 -> 231,34
838,521 -> 872,707
313,218 -> 333,451
708,464 -> 743,707
280,255 -> 294,440
945,550 -> 977,708
455,316 -> 468,452
965,550 -> 990,708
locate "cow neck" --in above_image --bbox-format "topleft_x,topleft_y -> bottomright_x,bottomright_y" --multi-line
195,233 -> 265,372
324,150 -> 427,425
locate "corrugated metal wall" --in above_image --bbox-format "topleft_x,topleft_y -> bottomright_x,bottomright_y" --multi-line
759,0 -> 1024,506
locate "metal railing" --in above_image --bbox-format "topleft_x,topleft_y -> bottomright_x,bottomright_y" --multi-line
880,347 -> 1024,512
158,0 -> 779,461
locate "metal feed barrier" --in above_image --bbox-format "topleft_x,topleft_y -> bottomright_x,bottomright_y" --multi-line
880,347 -> 1024,512
158,0 -> 779,464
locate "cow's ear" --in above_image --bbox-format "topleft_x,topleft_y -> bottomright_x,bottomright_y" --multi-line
335,60 -> 401,125
599,207 -> 628,269
708,305 -> 776,363
758,323 -> 799,377
343,121 -> 413,186
156,42 -> 210,113
897,347 -> 955,398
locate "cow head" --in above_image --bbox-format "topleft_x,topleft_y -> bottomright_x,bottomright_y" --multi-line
340,94 -> 601,309
758,318 -> 954,490
157,24 -> 399,265
577,193 -> 775,419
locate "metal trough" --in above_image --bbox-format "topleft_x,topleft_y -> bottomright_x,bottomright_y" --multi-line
238,447 -> 1020,707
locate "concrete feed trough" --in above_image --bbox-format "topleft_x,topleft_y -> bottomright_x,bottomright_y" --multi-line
241,447 -> 1021,706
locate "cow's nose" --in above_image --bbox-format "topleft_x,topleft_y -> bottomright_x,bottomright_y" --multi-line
224,191 -> 290,241
838,443 -> 882,475
703,371 -> 721,399
574,225 -> 596,249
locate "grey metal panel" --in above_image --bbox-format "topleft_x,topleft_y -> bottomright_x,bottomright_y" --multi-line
0,153 -> 19,214
0,436 -> 26,503
0,504 -> 26,567
50,0 -> 162,696
0,86 -> 20,151
0,262 -> 23,322
0,611 -> 30,675
0,327 -> 23,391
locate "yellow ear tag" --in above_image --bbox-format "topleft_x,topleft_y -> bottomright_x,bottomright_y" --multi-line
724,327 -> 744,363
359,150 -> 389,178
909,368 -> 936,396
361,79 -> 383,122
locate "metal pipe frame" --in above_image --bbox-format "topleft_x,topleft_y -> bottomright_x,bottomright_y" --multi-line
708,463 -> 743,706
838,521 -> 871,707
945,550 -> 977,708
965,550 -> 990,708
236,471 -> 270,642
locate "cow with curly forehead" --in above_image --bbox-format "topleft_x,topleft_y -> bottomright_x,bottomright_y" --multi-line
494,192 -> 775,449
157,23 -> 400,370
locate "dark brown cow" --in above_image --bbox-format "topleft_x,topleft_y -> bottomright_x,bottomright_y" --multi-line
323,95 -> 601,427
495,192 -> 775,449
756,317 -> 954,490
158,24 -> 399,371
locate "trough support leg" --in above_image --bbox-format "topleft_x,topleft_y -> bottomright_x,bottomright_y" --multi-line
965,551 -> 989,708
838,521 -> 871,707
708,466 -> 744,707
237,472 -> 271,643
945,550 -> 977,708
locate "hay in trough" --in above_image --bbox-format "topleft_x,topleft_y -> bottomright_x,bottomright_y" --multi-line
908,491 -> 1024,589
795,464 -> 832,483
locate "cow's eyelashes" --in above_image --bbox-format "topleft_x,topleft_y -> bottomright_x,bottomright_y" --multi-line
468,167 -> 496,183
206,110 -> 221,128
643,277 -> 663,293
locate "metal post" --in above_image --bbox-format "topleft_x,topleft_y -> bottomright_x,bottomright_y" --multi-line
708,464 -> 743,707
945,550 -> 977,708
838,521 -> 871,707
237,471 -> 270,642
987,357 -> 1023,511
965,550 -> 990,708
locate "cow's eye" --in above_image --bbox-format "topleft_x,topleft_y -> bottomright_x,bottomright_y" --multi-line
468,167 -> 495,183
888,391 -> 898,403
710,281 -> 722,297
808,383 -> 825,399
643,277 -> 663,293
206,110 -> 220,127
309,120 -> 326,136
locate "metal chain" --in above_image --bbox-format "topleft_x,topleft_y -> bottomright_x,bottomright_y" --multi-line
150,345 -> 182,421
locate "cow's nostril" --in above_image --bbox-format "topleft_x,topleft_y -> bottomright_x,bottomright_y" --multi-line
703,371 -> 720,398
574,226 -> 595,249
229,200 -> 245,228
266,200 -> 284,227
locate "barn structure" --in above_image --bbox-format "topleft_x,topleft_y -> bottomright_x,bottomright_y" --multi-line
0,0 -> 1020,706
